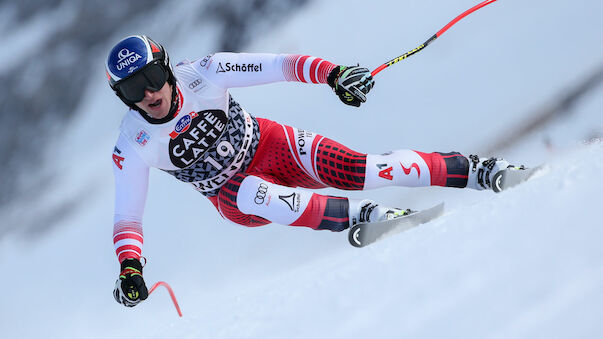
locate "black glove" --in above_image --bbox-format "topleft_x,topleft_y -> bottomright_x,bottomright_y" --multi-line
327,65 -> 375,107
113,258 -> 149,307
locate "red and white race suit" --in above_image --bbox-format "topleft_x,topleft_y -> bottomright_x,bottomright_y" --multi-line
111,53 -> 470,263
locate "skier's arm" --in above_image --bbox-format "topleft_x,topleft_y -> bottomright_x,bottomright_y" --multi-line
112,135 -> 150,307
194,52 -> 374,107
194,52 -> 337,88
112,135 -> 148,263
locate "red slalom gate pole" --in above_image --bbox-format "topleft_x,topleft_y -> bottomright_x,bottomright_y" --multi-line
371,0 -> 498,76
149,281 -> 183,317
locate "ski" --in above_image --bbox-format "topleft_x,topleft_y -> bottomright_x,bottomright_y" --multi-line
492,165 -> 543,193
348,203 -> 445,248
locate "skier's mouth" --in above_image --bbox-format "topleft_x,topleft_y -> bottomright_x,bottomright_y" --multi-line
149,99 -> 162,108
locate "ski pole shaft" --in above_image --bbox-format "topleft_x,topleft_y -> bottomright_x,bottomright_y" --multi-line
149,281 -> 183,317
371,0 -> 498,76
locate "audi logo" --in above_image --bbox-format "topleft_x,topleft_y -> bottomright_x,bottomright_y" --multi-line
254,183 -> 269,204
188,79 -> 203,89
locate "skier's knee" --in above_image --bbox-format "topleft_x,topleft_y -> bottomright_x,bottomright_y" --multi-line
217,174 -> 271,227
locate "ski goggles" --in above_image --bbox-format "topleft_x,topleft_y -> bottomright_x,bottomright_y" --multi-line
115,61 -> 169,103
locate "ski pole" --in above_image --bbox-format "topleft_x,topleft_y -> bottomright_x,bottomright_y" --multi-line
371,0 -> 498,77
149,281 -> 183,317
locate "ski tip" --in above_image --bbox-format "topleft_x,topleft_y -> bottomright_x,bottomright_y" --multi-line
432,202 -> 445,213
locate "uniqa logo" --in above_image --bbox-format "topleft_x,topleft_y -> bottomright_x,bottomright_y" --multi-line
116,48 -> 142,71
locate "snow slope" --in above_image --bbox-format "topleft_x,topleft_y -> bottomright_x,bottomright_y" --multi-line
1,141 -> 602,339
148,142 -> 603,339
1,0 -> 602,338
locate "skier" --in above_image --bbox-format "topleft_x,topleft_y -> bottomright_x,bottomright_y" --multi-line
108,35 -> 520,307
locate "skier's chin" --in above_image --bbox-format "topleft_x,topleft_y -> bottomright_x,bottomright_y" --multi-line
145,99 -> 169,119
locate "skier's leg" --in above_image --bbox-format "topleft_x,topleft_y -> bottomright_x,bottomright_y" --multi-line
249,118 -> 484,191
216,173 -> 409,231
217,173 -> 348,231
363,150 -> 470,189
343,149 -> 518,191
365,151 -> 522,191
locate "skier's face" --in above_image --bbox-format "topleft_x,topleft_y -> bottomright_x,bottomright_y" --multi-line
135,82 -> 172,119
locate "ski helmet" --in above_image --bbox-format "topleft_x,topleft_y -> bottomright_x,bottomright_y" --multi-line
106,35 -> 175,105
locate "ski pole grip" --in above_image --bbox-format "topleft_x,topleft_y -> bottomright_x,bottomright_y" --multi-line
149,281 -> 183,317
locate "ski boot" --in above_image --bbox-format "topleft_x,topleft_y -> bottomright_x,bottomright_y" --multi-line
349,199 -> 411,227
467,155 -> 526,192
